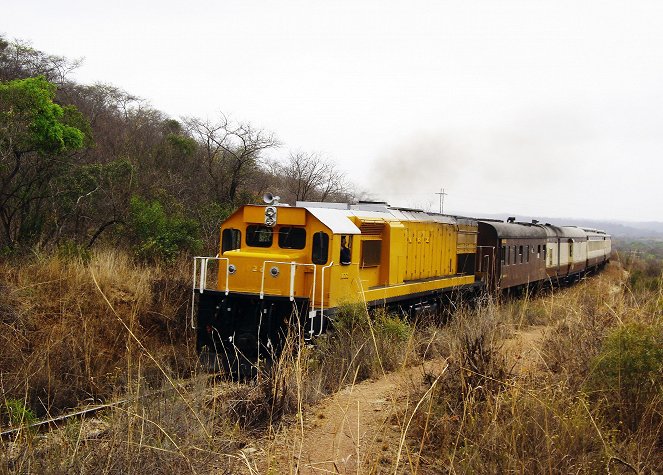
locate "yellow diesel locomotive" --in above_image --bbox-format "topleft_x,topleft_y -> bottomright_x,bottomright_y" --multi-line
192,197 -> 479,376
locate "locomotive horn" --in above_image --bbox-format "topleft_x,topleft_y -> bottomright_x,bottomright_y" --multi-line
263,192 -> 280,205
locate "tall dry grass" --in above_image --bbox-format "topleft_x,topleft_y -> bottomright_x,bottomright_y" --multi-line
1,249 -> 661,474
0,249 -> 434,474
0,249 -> 196,418
407,261 -> 662,473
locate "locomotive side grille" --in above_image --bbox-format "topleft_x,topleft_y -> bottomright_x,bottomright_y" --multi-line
359,222 -> 385,235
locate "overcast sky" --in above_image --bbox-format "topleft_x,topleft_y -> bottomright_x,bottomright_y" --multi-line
5,0 -> 663,222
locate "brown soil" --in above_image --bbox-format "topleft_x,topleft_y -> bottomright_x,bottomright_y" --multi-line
502,325 -> 548,375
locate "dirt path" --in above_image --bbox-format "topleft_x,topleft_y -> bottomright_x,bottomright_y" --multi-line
501,325 -> 548,375
238,358 -> 448,474
234,325 -> 550,474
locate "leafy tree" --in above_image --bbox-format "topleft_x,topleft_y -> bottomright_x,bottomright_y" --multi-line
51,158 -> 134,247
0,76 -> 87,247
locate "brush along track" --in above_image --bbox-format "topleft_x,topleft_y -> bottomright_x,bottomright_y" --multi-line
0,374 -> 212,441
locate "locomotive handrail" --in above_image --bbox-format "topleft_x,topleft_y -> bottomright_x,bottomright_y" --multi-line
191,256 -> 229,329
259,261 -> 317,311
310,260 -> 334,337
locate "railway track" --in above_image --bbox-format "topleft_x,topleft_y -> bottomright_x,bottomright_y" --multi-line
1,399 -> 127,440
0,374 -> 216,440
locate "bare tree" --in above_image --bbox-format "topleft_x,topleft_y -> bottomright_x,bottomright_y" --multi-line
0,36 -> 82,84
270,151 -> 351,203
186,114 -> 278,205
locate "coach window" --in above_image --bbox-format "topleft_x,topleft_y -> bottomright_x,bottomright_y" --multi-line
246,225 -> 273,247
278,227 -> 306,249
222,228 -> 241,253
512,246 -> 517,265
537,245 -> 541,258
526,245 -> 530,262
501,246 -> 506,265
312,232 -> 329,265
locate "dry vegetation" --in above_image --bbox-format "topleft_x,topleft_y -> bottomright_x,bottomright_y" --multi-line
406,260 -> 662,474
1,249 -> 661,474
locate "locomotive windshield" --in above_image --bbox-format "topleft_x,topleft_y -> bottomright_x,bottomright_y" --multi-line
278,227 -> 306,249
246,225 -> 273,247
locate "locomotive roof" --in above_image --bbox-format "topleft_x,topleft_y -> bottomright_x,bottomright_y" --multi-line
298,201 -> 467,234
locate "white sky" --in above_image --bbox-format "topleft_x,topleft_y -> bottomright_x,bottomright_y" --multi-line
4,0 -> 663,222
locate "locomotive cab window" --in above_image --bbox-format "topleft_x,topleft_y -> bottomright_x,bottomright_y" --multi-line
312,232 -> 329,265
340,235 -> 352,265
278,227 -> 306,249
246,225 -> 273,247
221,228 -> 241,253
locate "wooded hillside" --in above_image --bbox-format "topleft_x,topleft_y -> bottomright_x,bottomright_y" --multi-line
0,36 -> 353,259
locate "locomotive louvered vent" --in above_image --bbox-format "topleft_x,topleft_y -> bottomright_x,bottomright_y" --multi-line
360,222 -> 385,235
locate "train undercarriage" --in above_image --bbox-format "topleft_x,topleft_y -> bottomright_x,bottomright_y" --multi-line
194,282 -> 481,378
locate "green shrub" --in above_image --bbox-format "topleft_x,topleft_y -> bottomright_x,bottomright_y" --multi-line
376,313 -> 411,342
56,239 -> 92,263
587,322 -> 663,431
128,196 -> 201,262
331,302 -> 370,333
2,398 -> 37,427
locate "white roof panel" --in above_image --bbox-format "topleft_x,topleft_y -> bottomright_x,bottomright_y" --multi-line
305,207 -> 362,234
302,202 -> 464,233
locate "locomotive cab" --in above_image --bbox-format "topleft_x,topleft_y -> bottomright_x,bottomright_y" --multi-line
193,204 -> 338,376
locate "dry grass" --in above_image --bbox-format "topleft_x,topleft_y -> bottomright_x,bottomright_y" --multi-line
407,261 -> 663,474
0,249 -> 196,418
0,250 -> 431,474
1,250 -> 661,474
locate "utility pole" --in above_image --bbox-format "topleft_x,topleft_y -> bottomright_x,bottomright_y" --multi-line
435,188 -> 447,214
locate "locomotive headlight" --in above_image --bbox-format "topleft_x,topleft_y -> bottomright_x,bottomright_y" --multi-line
270,266 -> 280,277
264,206 -> 277,227
228,264 -> 237,275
